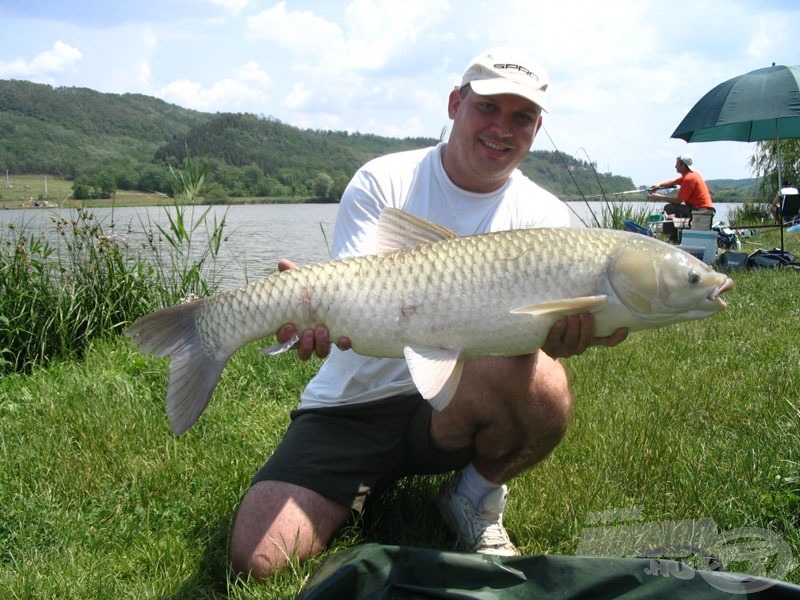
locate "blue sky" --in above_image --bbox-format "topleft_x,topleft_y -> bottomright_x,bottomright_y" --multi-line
1,0 -> 798,188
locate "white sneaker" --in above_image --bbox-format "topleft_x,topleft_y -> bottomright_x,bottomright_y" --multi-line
436,475 -> 520,556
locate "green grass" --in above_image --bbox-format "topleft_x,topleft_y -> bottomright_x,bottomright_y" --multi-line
2,221 -> 800,597
0,173 -> 318,209
1,174 -> 74,206
3,266 -> 800,598
0,173 -> 169,209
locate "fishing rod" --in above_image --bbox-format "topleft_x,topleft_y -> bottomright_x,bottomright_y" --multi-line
577,147 -> 615,218
562,189 -> 647,202
541,127 -> 600,227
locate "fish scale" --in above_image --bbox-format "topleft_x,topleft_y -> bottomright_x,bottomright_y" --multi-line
126,208 -> 732,434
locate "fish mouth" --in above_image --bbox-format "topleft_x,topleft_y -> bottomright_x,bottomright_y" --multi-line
708,277 -> 734,307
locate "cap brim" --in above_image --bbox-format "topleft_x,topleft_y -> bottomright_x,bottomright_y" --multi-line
469,78 -> 549,112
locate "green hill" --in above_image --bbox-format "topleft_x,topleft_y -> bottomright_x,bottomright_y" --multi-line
709,178 -> 758,189
0,79 -> 639,200
0,80 -> 208,177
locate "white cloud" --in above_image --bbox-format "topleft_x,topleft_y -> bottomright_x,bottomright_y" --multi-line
136,60 -> 152,87
31,41 -> 82,72
204,0 -> 251,15
159,61 -> 271,111
284,82 -> 310,110
134,31 -> 159,87
0,40 -> 82,77
340,0 -> 450,69
240,0 -> 455,141
246,2 -> 345,56
235,60 -> 272,86
0,58 -> 29,78
246,0 -> 450,75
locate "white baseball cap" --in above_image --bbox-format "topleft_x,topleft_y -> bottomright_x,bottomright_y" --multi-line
677,154 -> 694,169
460,47 -> 550,112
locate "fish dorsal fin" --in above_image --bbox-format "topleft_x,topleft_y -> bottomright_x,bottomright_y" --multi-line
403,346 -> 464,410
376,208 -> 457,254
510,295 -> 608,317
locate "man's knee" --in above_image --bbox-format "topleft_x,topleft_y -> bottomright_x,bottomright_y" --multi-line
441,353 -> 572,438
228,480 -> 349,581
526,357 -> 573,437
459,354 -> 574,479
228,482 -> 288,581
228,529 -> 286,581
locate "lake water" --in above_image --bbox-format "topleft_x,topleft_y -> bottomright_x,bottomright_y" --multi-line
0,201 -> 742,289
0,203 -> 340,289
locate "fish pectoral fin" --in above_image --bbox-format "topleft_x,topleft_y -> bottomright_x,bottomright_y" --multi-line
403,346 -> 464,411
260,332 -> 300,356
510,295 -> 608,317
376,208 -> 457,254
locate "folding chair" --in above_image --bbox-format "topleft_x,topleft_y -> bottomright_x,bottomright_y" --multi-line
687,208 -> 715,231
777,189 -> 800,257
670,207 -> 715,245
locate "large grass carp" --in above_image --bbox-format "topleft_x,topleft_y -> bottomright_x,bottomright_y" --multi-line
126,208 -> 733,434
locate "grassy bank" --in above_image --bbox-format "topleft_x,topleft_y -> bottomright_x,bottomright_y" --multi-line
2,212 -> 800,597
2,264 -> 800,598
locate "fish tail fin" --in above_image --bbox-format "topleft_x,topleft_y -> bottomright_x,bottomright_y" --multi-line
125,301 -> 231,435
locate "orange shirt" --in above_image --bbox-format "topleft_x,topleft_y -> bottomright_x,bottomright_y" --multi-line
676,171 -> 713,209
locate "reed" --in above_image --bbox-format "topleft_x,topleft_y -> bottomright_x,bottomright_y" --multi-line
594,201 -> 655,229
139,157 -> 228,305
727,200 -> 771,227
0,157 -> 225,375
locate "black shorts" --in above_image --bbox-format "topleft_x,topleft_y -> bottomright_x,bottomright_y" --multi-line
664,203 -> 692,218
251,394 -> 473,513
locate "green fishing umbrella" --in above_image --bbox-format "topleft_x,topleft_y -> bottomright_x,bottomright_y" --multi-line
671,64 -> 800,185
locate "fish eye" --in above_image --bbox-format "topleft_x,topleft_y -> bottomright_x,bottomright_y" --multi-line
688,270 -> 701,285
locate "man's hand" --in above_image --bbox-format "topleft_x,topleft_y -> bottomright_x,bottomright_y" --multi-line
275,259 -> 352,360
541,313 -> 627,359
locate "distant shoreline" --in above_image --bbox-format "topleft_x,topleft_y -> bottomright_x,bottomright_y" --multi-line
0,196 -> 339,210
1,195 -> 752,211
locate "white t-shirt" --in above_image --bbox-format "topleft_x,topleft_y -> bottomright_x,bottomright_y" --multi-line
299,142 -> 569,409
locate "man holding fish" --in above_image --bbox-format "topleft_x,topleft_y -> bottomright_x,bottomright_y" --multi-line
228,47 -> 630,579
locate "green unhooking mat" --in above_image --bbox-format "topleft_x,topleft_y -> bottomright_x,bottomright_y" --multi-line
298,544 -> 800,599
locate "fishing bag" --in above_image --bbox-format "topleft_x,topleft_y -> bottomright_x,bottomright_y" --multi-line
298,543 -> 800,599
717,251 -> 749,271
747,248 -> 797,269
715,230 -> 740,249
